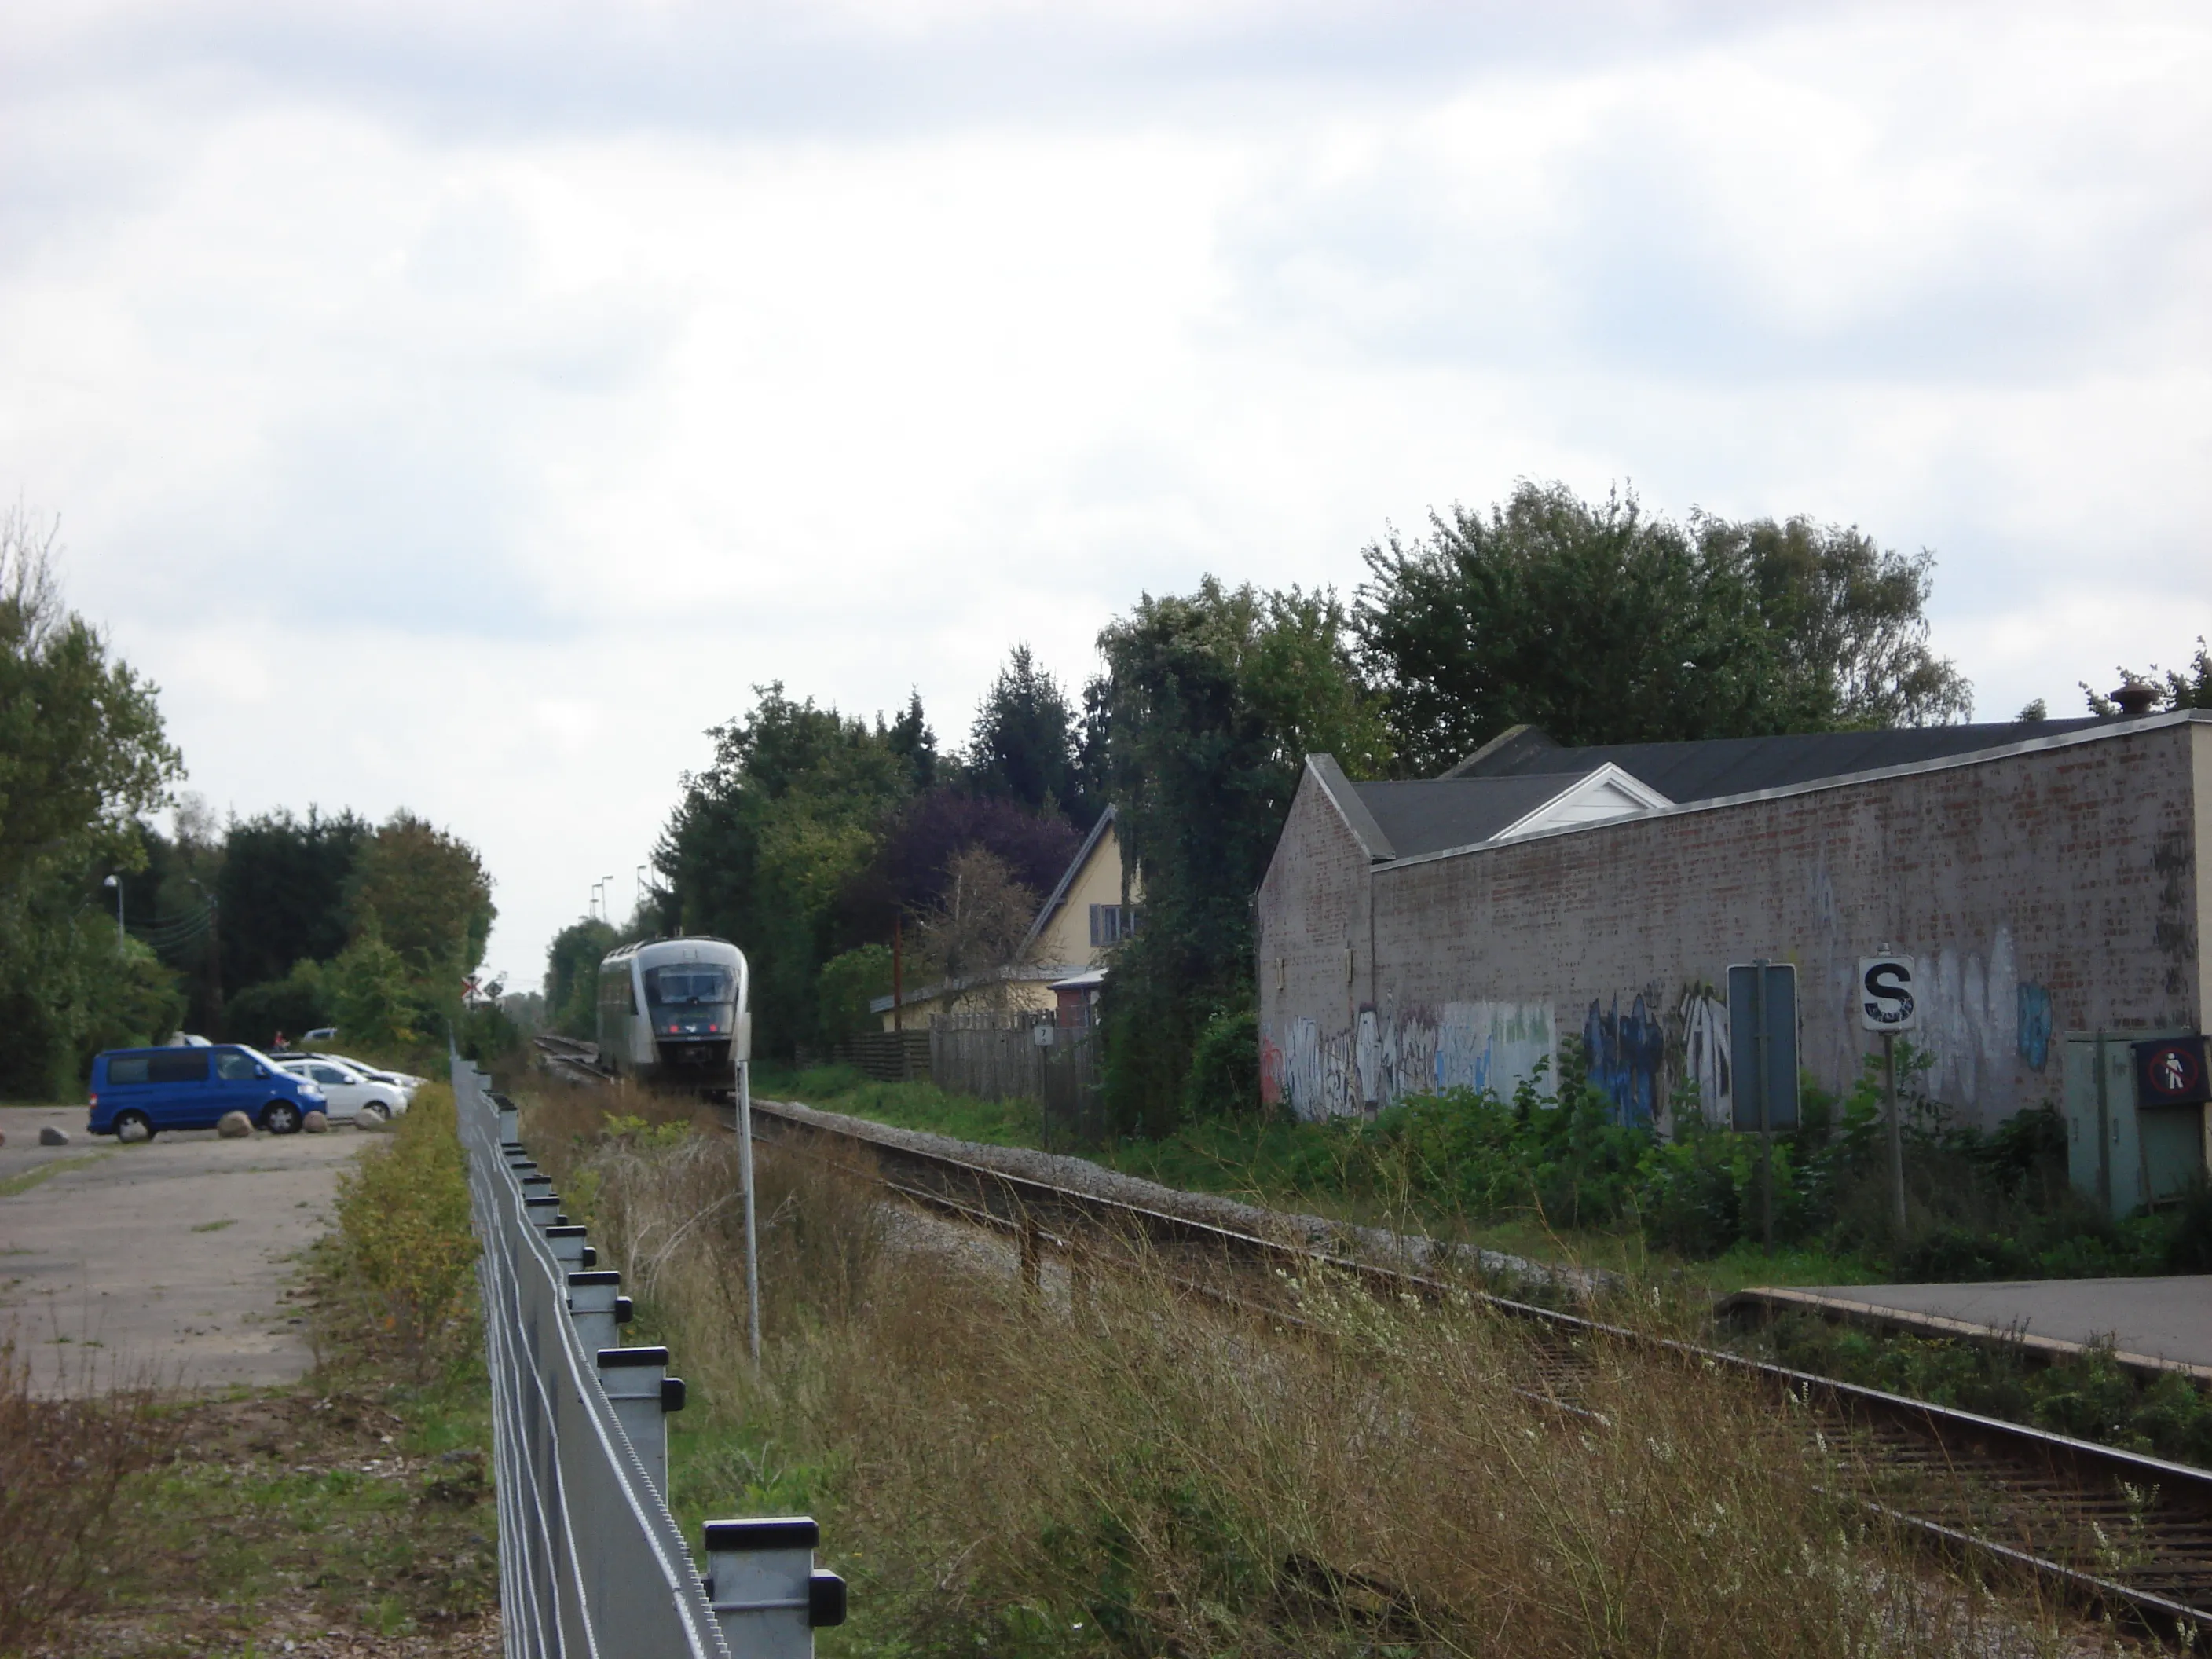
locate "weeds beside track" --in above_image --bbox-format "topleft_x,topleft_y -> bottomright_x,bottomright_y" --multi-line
518,1062 -> 2147,1656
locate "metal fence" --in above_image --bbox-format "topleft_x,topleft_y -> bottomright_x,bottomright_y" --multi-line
457,1057 -> 844,1658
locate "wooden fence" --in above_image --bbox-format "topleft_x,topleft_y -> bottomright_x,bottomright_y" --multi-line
928,1014 -> 1104,1146
832,1029 -> 932,1083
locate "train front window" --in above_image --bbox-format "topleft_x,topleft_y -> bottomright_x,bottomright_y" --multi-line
645,966 -> 732,1009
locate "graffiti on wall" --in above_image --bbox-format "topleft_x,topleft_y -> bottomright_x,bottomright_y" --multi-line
1583,994 -> 1665,1127
1917,928 -> 2020,1108
2016,981 -> 2052,1071
1262,1000 -> 1556,1121
1680,990 -> 1731,1127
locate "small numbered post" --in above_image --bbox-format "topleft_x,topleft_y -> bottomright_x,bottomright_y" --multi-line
596,1346 -> 684,1497
702,1517 -> 846,1659
567,1270 -> 631,1353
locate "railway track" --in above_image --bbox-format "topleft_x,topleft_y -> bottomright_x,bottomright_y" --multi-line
529,1034 -> 2212,1639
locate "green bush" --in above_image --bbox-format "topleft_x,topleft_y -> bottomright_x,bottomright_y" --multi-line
816,946 -> 892,1048
333,1081 -> 475,1375
329,923 -> 418,1047
1360,1060 -> 1653,1230
1182,1007 -> 1259,1119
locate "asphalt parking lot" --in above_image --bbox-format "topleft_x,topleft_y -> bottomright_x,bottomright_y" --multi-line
0,1104 -> 369,1396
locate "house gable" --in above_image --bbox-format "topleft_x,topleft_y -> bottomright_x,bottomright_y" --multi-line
1491,763 -> 1672,841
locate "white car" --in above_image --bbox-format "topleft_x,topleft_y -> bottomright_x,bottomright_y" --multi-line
278,1059 -> 409,1124
299,1053 -> 424,1096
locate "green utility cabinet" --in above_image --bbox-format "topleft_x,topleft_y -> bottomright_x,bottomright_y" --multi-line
2061,1030 -> 2207,1216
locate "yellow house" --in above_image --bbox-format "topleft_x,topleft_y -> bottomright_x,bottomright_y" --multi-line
874,807 -> 1138,1030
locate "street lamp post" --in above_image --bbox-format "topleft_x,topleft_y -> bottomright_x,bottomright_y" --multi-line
101,874 -> 123,952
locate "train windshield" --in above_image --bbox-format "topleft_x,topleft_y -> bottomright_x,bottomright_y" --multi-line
644,965 -> 733,1008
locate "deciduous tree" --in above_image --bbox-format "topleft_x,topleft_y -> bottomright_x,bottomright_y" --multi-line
655,685 -> 916,1057
1357,482 -> 1971,774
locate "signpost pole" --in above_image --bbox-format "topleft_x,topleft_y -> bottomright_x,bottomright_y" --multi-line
1754,958 -> 1773,1253
737,1054 -> 761,1368
733,956 -> 761,1370
1884,1030 -> 1905,1236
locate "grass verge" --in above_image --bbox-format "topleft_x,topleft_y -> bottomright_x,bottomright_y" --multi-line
522,1079 -> 2095,1659
5,1079 -> 498,1658
748,1064 -> 2212,1466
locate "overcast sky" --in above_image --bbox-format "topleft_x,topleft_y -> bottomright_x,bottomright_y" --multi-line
5,0 -> 2208,994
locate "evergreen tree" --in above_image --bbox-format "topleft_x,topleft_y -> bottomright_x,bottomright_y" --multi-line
965,644 -> 1084,822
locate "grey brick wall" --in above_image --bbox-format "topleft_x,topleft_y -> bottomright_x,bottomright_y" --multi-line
1256,720 -> 2206,1131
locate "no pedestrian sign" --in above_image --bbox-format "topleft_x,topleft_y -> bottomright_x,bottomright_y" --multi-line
2135,1036 -> 2211,1108
1857,956 -> 1918,1033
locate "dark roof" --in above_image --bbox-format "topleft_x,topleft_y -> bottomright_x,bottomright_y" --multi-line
1353,773 -> 1600,859
1445,718 -> 2112,804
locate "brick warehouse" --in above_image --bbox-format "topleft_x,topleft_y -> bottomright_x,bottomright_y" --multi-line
1254,709 -> 2210,1131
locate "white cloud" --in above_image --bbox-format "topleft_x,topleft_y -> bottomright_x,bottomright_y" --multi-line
4,0 -> 2208,986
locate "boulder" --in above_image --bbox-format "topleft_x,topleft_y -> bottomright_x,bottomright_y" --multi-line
216,1110 -> 253,1139
302,1110 -> 328,1134
354,1110 -> 390,1133
38,1125 -> 69,1146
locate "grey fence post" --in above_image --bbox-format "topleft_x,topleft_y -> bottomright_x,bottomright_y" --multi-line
598,1346 -> 683,1498
702,1517 -> 846,1659
567,1270 -> 631,1353
544,1223 -> 595,1272
459,1053 -> 838,1657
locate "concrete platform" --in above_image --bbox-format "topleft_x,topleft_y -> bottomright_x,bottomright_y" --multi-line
1729,1277 -> 2212,1381
0,1103 -> 368,1396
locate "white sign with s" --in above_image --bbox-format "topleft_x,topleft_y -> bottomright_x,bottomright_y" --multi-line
1858,956 -> 1918,1032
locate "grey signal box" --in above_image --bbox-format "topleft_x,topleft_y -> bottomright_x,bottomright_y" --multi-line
1728,961 -> 1800,1133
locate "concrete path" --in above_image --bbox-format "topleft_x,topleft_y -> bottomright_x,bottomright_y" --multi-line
1738,1276 -> 2212,1379
0,1104 -> 370,1396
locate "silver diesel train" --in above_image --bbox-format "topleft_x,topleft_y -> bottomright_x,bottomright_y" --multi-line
595,936 -> 751,1093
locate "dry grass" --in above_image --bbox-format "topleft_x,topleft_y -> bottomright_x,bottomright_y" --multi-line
518,1083 -> 2095,1659
0,1341 -> 177,1653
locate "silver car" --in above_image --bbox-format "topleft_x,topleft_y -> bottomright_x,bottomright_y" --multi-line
278,1058 -> 409,1124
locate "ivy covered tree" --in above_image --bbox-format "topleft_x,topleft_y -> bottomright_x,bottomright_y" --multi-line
1097,579 -> 1390,1134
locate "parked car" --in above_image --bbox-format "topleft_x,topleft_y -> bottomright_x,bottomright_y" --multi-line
302,1027 -> 338,1043
276,1057 -> 409,1123
87,1045 -> 326,1140
289,1052 -> 423,1095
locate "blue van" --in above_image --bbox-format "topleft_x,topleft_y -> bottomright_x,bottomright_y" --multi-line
88,1045 -> 328,1140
